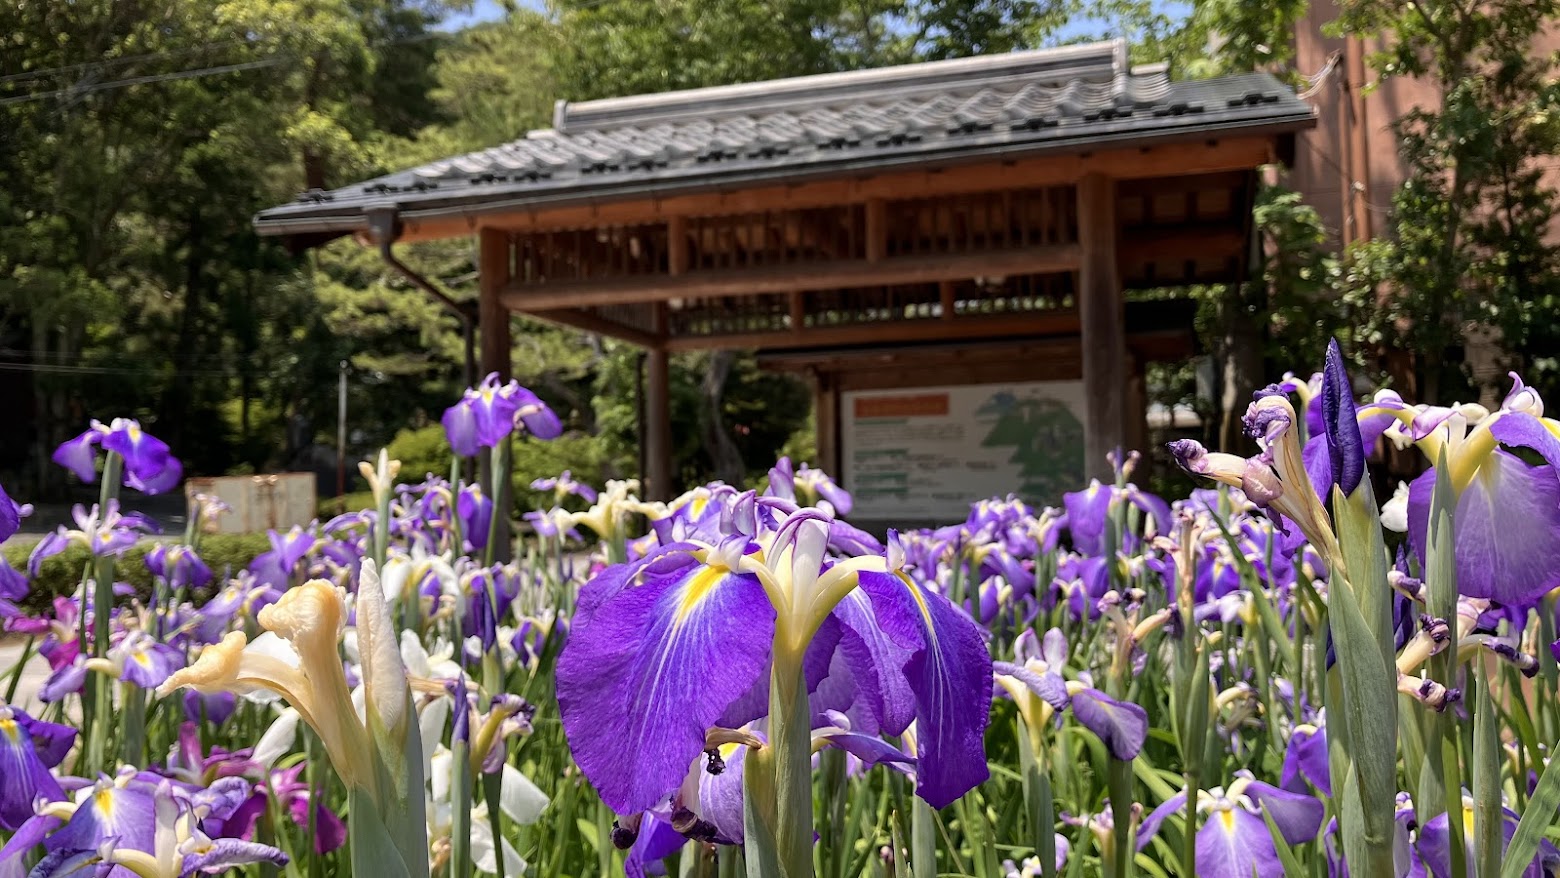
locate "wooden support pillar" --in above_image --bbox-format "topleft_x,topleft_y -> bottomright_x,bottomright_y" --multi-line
643,217 -> 683,501
814,369 -> 840,476
479,228 -> 513,380
1077,174 -> 1126,482
645,342 -> 673,500
478,228 -> 514,558
1125,353 -> 1150,466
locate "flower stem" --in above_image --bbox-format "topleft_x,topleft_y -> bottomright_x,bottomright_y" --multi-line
742,655 -> 813,878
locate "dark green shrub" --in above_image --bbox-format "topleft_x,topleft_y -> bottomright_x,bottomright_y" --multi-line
2,532 -> 272,612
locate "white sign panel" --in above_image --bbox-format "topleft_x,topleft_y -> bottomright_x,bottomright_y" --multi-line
841,381 -> 1087,522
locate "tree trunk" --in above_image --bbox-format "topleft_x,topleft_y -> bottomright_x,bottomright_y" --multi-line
1217,282 -> 1266,453
701,350 -> 745,486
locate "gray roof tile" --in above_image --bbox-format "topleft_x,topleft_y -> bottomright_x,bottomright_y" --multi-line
255,40 -> 1313,240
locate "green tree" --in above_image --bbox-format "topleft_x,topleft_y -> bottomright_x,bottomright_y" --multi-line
1332,0 -> 1560,403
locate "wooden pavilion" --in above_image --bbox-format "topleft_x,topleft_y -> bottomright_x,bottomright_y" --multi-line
256,40 -> 1313,513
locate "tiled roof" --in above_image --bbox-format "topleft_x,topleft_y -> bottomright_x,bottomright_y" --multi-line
254,40 -> 1313,242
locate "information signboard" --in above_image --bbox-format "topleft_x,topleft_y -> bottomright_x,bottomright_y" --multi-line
841,381 -> 1087,521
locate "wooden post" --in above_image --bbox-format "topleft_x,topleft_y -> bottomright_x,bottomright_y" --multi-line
645,341 -> 673,500
1077,174 -> 1125,481
814,370 -> 841,476
478,228 -> 515,558
643,217 -> 682,500
479,229 -> 513,380
1125,353 -> 1149,466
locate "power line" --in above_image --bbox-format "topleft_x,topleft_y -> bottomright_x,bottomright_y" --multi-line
0,39 -> 256,87
0,29 -> 455,109
0,59 -> 285,108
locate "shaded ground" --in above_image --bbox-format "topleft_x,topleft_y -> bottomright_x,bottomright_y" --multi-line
0,635 -> 53,712
15,490 -> 188,536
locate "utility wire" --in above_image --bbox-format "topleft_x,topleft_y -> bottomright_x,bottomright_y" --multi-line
0,59 -> 285,108
0,39 -> 256,87
1,29 -> 451,108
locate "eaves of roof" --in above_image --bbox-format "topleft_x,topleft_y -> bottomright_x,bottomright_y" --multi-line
254,47 -> 1314,245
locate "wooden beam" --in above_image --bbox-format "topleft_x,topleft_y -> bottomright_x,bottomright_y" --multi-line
663,310 -> 1081,353
464,136 -> 1279,238
502,244 -> 1080,311
525,308 -> 662,348
1121,224 -> 1246,264
1078,173 -> 1125,481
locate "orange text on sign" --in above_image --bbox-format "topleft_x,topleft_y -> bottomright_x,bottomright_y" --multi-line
854,394 -> 951,419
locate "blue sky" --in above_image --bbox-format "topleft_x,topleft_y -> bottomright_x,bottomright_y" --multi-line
440,0 -> 1193,45
439,0 -> 538,30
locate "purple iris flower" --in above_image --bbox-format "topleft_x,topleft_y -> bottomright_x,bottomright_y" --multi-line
442,373 -> 562,456
0,554 -> 26,609
183,690 -> 237,727
459,484 -> 494,550
53,418 -> 181,495
0,481 -> 20,544
1404,407 -> 1560,607
532,470 -> 598,503
224,763 -> 347,855
556,516 -> 992,816
29,501 -> 152,577
1278,722 -> 1331,795
1139,775 -> 1324,878
267,525 -> 315,574
1069,688 -> 1149,760
1320,339 -> 1365,496
1415,800 -> 1560,878
145,545 -> 213,591
114,631 -> 186,690
0,704 -> 74,830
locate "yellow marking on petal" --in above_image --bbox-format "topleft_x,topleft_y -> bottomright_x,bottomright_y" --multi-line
674,566 -> 727,624
132,651 -> 152,668
96,789 -> 114,817
0,718 -> 17,742
690,496 -> 709,517
896,571 -> 938,647
719,741 -> 741,759
1217,809 -> 1236,833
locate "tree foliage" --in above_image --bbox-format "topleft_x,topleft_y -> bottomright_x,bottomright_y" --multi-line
1331,0 -> 1560,402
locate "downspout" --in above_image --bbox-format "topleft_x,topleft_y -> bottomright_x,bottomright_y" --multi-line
364,206 -> 479,388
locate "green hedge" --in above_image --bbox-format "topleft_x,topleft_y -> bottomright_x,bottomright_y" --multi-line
386,425 -> 630,508
2,533 -> 272,612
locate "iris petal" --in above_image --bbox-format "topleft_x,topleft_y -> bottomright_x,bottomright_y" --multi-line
830,588 -> 917,735
1279,726 -> 1331,795
51,431 -> 99,483
1243,779 -> 1324,844
0,714 -> 65,830
1196,806 -> 1282,878
556,563 -> 775,814
1406,450 -> 1560,606
1137,791 -> 1187,850
1322,339 -> 1364,496
442,402 -> 480,457
856,570 -> 992,808
1069,688 -> 1148,761
1062,482 -> 1112,555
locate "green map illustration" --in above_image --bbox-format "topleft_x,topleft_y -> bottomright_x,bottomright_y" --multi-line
973,391 -> 1085,503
